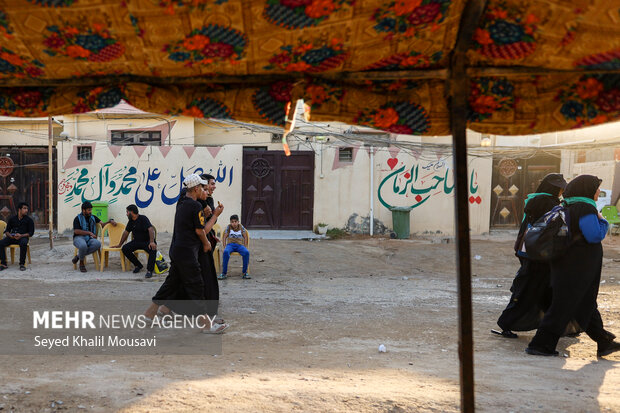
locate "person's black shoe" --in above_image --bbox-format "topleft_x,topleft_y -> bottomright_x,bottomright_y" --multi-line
0,264 -> 6,271
491,329 -> 518,339
133,266 -> 143,274
525,347 -> 559,356
144,271 -> 153,279
19,265 -> 26,271
597,341 -> 620,357
71,256 -> 79,265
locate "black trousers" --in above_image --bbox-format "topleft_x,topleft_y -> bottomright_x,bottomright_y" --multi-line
199,249 -> 219,318
0,237 -> 28,265
152,247 -> 206,316
122,241 -> 156,272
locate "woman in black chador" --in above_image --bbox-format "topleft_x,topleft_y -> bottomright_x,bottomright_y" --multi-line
526,175 -> 620,357
494,173 -> 567,338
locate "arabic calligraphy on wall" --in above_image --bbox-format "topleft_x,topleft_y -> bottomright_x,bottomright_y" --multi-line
378,157 -> 480,210
59,160 -> 234,208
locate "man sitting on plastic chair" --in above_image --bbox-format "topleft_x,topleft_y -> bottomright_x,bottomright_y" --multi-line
218,214 -> 250,280
72,201 -> 116,272
111,204 -> 157,279
0,202 -> 34,271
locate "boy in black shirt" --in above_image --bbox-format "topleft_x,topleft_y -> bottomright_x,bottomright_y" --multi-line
0,202 -> 35,271
200,173 -> 222,318
111,204 -> 157,278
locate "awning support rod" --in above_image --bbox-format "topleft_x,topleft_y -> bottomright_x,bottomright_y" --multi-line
448,1 -> 489,411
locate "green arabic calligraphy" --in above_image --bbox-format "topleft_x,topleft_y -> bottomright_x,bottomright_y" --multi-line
378,164 -> 478,209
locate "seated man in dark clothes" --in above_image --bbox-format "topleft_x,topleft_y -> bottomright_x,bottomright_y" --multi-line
72,201 -> 116,272
111,204 -> 157,278
0,202 -> 35,271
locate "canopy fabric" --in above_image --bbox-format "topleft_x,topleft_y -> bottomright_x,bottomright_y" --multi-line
0,0 -> 619,135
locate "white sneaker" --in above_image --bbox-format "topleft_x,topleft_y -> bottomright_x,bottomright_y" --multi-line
202,322 -> 229,334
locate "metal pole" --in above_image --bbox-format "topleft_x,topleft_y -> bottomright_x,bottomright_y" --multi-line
369,145 -> 374,236
48,116 -> 53,250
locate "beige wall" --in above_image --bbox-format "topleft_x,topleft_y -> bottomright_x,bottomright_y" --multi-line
313,144 -> 493,236
62,114 -> 194,145
538,120 -> 620,146
57,140 -> 242,233
53,117 -> 492,236
571,161 -> 618,190
56,139 -> 493,236
182,123 -> 494,236
0,116 -> 62,146
194,120 -> 275,147
489,119 -> 620,147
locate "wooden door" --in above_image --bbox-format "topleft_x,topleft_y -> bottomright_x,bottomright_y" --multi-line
242,150 -> 314,230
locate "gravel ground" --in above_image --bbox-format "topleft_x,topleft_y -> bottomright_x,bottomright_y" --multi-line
0,232 -> 619,412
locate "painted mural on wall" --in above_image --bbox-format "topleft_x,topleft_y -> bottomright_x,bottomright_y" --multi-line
59,149 -> 234,209
378,155 -> 481,210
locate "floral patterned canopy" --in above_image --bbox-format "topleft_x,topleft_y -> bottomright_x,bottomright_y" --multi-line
0,0 -> 619,135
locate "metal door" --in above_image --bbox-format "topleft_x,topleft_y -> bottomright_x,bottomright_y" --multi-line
490,158 -> 523,227
490,153 -> 560,228
0,147 -> 56,229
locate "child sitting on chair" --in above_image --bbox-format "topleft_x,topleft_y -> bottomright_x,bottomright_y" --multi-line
218,214 -> 250,280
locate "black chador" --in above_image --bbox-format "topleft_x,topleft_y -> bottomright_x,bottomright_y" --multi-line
495,173 -> 567,338
527,175 -> 620,357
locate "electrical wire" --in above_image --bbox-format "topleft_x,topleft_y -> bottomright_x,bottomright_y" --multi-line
3,116 -> 620,161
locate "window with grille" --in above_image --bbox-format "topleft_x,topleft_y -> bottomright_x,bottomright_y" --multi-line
338,147 -> 353,162
111,130 -> 162,146
77,146 -> 92,161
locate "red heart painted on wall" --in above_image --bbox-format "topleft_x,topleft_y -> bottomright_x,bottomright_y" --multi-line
387,158 -> 398,170
469,196 -> 475,204
475,196 -> 482,204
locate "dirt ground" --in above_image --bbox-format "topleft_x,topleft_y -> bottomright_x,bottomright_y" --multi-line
1,230 -> 619,412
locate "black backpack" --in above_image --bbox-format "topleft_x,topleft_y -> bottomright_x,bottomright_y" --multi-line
522,205 -> 570,261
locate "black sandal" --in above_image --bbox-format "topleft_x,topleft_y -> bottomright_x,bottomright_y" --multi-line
491,329 -> 518,339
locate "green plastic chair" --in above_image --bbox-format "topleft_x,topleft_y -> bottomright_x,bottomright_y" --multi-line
601,206 -> 620,235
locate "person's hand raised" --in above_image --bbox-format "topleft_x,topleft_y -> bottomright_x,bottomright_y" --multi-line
214,201 -> 224,216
